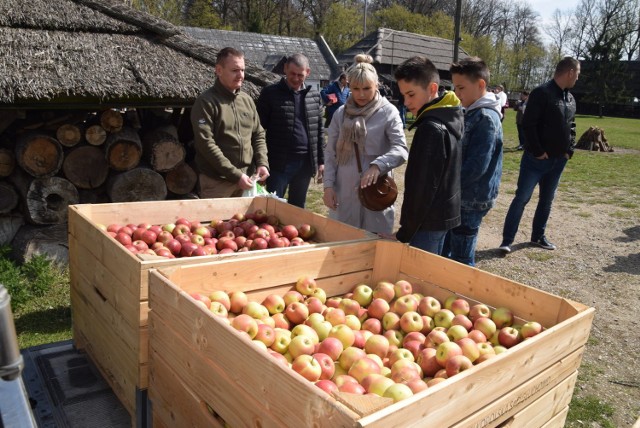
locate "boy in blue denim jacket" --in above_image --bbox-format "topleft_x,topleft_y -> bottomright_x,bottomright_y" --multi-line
445,57 -> 503,266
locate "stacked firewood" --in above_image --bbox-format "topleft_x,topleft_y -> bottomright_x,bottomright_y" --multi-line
576,126 -> 614,152
0,108 -> 198,262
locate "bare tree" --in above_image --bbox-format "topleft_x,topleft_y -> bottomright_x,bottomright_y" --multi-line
545,9 -> 574,61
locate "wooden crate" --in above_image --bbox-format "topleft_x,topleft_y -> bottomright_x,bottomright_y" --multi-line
147,240 -> 594,428
67,197 -> 375,423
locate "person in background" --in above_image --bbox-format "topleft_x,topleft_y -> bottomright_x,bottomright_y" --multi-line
444,57 -> 503,266
390,56 -> 464,255
256,53 -> 324,208
498,57 -> 580,253
322,54 -> 408,234
321,73 -> 350,128
191,47 -> 269,198
494,85 -> 508,122
514,91 -> 529,150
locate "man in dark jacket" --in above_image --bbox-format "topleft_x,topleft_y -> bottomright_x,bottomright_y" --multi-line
256,53 -> 324,208
392,56 -> 463,255
499,57 -> 580,253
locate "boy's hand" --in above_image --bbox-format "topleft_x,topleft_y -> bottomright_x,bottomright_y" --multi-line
323,187 -> 338,210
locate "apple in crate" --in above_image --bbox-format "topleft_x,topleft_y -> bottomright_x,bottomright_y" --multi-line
521,321 -> 543,339
445,354 -> 473,377
418,295 -> 441,317
372,281 -> 395,303
291,355 -> 322,382
492,307 -> 514,329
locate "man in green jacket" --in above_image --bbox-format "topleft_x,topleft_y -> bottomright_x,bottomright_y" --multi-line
191,47 -> 270,198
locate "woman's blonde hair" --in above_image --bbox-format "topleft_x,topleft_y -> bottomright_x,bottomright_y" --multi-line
347,53 -> 378,87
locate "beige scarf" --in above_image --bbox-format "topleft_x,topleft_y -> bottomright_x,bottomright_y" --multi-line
336,92 -> 386,166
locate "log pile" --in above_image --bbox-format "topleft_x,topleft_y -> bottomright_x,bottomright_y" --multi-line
1,108 -> 197,263
576,126 -> 614,152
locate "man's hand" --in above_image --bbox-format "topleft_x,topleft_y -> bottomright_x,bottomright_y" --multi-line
360,165 -> 381,188
535,152 -> 549,160
256,166 -> 270,182
323,187 -> 338,210
237,174 -> 254,190
316,165 -> 325,184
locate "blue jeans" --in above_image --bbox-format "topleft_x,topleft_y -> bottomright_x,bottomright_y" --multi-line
266,154 -> 312,208
502,152 -> 568,245
443,209 -> 489,266
410,230 -> 448,255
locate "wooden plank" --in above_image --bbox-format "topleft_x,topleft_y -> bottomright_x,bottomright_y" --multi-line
160,242 -> 377,294
500,371 -> 577,428
69,235 -> 141,328
451,350 -> 582,427
148,350 -> 225,428
356,308 -> 593,427
70,286 -> 138,415
148,272 -> 359,427
539,406 -> 569,428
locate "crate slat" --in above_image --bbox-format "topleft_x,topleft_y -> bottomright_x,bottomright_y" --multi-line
451,349 -> 582,427
149,350 -> 225,428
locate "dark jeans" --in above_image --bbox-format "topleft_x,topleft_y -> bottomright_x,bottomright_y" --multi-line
443,208 -> 490,267
502,151 -> 568,245
410,230 -> 448,255
266,154 -> 312,208
516,123 -> 526,147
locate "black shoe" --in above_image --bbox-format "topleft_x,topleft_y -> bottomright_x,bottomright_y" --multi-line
530,236 -> 556,250
498,243 -> 512,253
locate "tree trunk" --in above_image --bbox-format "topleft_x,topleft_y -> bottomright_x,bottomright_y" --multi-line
142,126 -> 185,172
85,124 -> 107,146
164,161 -> 197,195
15,132 -> 64,178
100,109 -> 124,133
0,181 -> 19,214
11,223 -> 69,265
0,148 -> 15,177
107,167 -> 167,202
56,123 -> 83,147
105,127 -> 143,171
62,145 -> 109,189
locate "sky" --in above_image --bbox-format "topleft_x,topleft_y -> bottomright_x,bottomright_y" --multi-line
527,0 -> 581,27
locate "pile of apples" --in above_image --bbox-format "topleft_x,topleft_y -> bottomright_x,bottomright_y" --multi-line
101,208 -> 316,258
189,277 -> 544,404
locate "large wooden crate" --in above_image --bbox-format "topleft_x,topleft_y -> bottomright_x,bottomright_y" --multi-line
147,240 -> 594,428
67,197 -> 375,424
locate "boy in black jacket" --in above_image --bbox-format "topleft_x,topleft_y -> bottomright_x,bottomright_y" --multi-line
390,57 -> 464,255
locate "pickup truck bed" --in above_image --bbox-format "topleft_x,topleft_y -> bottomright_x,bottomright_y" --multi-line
1,340 -> 130,428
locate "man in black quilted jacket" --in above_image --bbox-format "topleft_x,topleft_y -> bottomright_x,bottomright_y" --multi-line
256,53 -> 324,208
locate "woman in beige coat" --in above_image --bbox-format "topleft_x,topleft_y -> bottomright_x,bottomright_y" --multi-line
323,55 -> 408,234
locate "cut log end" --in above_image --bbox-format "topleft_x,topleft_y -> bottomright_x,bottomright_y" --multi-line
100,110 -> 124,133
16,133 -> 64,178
63,146 -> 109,189
0,148 -> 16,177
85,125 -> 107,146
165,162 -> 197,195
56,124 -> 83,147
107,167 -> 167,202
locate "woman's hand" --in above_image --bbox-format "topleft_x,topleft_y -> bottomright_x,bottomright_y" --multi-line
323,187 -> 338,210
360,165 -> 381,188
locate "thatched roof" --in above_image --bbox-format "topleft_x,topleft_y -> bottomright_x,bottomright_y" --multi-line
337,28 -> 469,72
0,0 -> 278,108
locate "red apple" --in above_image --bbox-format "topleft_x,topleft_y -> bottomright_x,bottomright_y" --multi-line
315,379 -> 338,395
115,232 -> 132,246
